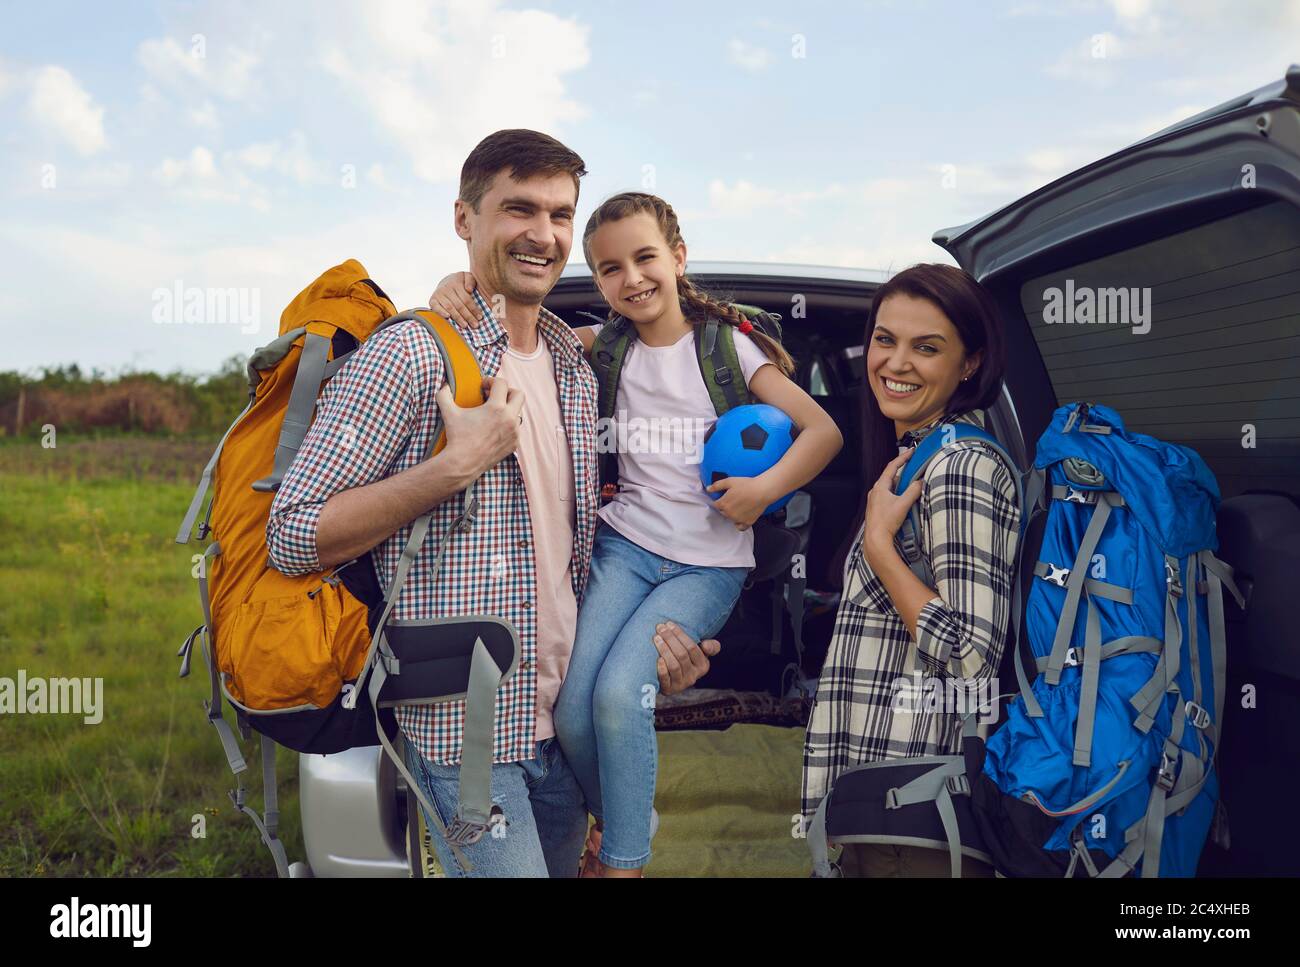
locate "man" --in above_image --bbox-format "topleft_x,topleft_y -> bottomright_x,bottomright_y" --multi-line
266,129 -> 719,877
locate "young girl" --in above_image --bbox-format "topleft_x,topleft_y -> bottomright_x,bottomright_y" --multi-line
430,192 -> 842,877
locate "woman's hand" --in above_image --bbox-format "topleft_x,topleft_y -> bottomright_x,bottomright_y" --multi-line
863,447 -> 923,559
706,475 -> 774,531
428,271 -> 482,327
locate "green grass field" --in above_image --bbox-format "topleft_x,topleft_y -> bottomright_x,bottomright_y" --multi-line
0,436 -> 303,877
0,436 -> 809,878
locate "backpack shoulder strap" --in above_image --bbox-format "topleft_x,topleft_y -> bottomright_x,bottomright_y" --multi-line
695,318 -> 752,418
894,422 -> 1026,583
590,316 -> 634,422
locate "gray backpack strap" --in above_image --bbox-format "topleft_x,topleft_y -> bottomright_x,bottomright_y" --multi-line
252,330 -> 333,493
1097,548 -> 1247,879
228,738 -> 291,879
187,539 -> 291,877
807,793 -> 838,877
882,758 -> 970,878
446,637 -> 507,837
175,399 -> 254,544
1042,491 -> 1120,685
365,648 -> 471,871
696,318 -> 751,417
1130,555 -> 1186,733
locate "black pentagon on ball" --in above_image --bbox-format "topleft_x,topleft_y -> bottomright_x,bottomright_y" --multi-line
739,423 -> 769,451
711,470 -> 729,485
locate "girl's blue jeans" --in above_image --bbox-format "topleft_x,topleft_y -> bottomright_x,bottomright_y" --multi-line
553,523 -> 748,869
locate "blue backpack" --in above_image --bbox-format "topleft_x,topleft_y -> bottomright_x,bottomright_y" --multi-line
976,402 -> 1246,877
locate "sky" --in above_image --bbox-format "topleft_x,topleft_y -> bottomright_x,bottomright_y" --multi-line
1,0 -> 1296,374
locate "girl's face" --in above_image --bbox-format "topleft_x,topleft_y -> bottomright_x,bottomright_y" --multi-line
587,212 -> 686,323
867,293 -> 981,435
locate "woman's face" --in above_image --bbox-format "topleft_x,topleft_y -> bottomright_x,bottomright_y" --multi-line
586,211 -> 685,323
866,292 -> 981,435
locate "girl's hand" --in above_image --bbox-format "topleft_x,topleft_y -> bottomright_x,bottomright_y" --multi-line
863,447 -> 923,554
428,271 -> 481,327
706,476 -> 774,531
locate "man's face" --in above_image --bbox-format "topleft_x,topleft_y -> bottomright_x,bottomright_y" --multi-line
455,169 -> 576,308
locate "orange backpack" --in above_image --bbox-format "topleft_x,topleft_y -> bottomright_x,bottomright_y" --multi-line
176,260 -> 512,875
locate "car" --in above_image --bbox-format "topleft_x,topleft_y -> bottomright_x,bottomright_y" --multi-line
295,65 -> 1300,877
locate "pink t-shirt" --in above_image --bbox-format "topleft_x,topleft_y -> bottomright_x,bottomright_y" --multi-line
497,335 -> 578,741
594,325 -> 775,568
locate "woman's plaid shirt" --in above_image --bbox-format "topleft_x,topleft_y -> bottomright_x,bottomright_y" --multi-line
800,409 -> 1021,819
267,292 -> 600,766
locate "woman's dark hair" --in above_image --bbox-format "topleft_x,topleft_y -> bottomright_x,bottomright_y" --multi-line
859,263 -> 1007,491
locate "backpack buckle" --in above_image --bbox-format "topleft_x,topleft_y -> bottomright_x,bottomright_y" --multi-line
1063,487 -> 1093,504
443,805 -> 506,847
714,365 -> 733,386
884,788 -> 902,810
946,774 -> 971,797
1185,701 -> 1211,730
1157,753 -> 1178,792
897,529 -> 922,565
1062,647 -> 1082,668
1043,564 -> 1070,587
1165,561 -> 1183,598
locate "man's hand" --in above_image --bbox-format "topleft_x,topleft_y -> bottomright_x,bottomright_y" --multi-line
653,621 -> 721,695
437,375 -> 524,479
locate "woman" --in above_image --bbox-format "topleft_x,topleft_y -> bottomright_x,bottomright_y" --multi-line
800,262 -> 1020,877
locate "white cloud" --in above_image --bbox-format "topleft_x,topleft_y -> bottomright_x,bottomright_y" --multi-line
28,65 -> 107,156
151,131 -> 331,208
1106,0 -> 1162,33
137,35 -> 261,102
366,163 -> 390,189
228,130 -> 330,186
318,1 -> 591,184
727,39 -> 771,72
707,179 -> 844,216
154,146 -> 269,209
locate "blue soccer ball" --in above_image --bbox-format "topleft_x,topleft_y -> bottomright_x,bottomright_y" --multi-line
699,403 -> 798,516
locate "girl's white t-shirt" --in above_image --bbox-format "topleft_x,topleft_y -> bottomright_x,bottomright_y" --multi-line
592,324 -> 775,567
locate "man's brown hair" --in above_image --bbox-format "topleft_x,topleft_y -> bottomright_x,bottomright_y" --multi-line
459,129 -> 587,211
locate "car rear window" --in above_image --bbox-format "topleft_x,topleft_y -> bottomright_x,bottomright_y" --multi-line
1018,199 -> 1300,502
